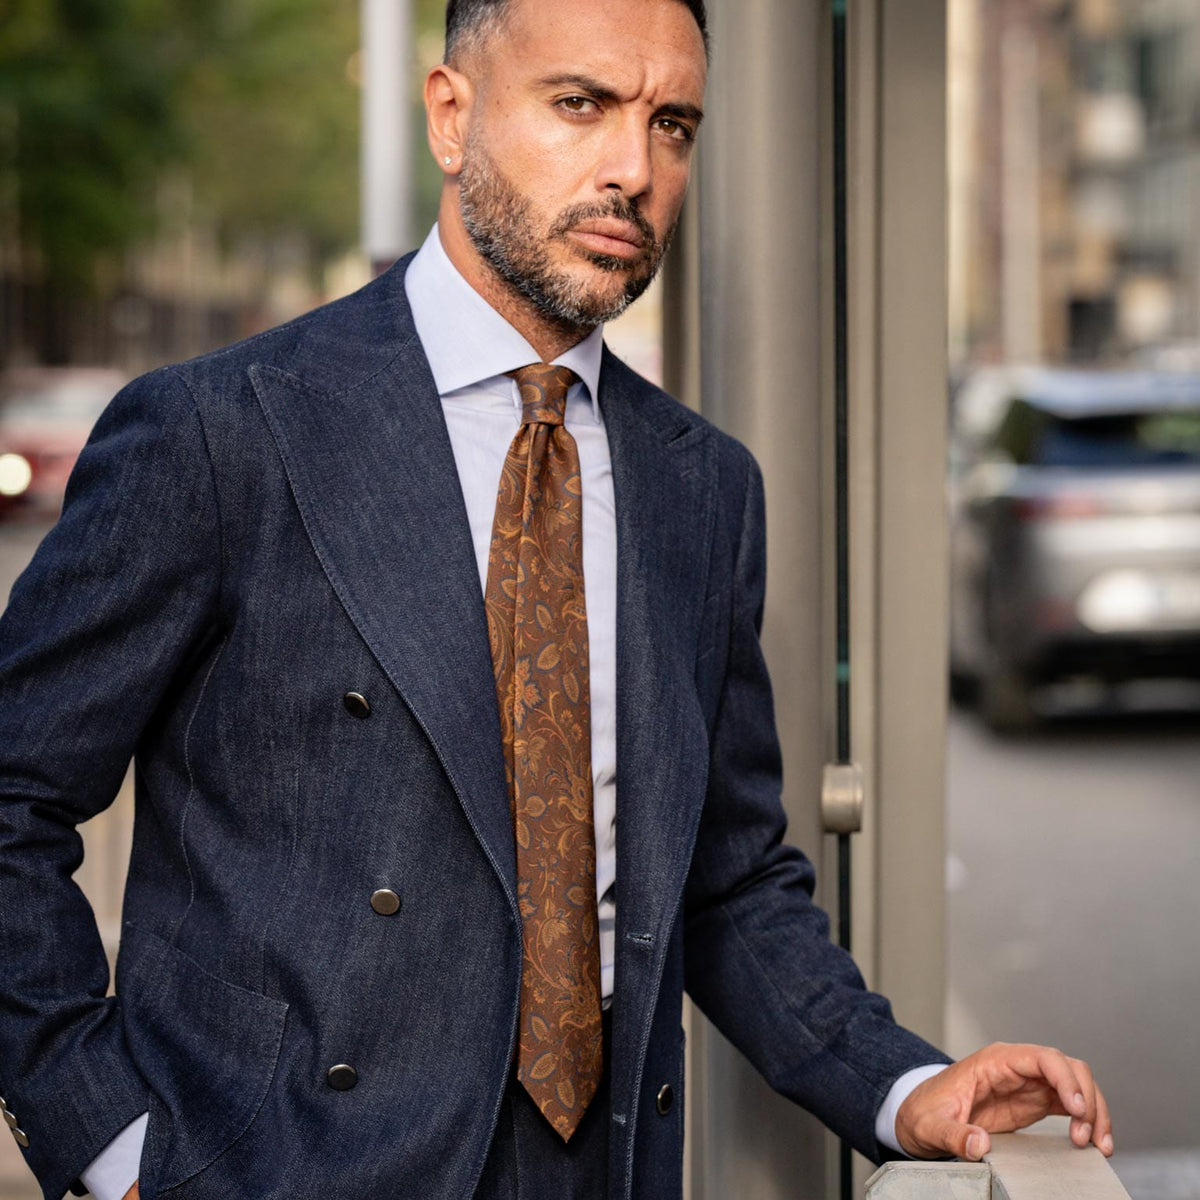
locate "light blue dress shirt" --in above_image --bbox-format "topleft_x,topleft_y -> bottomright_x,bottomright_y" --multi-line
81,226 -> 938,1198
403,225 -> 620,1005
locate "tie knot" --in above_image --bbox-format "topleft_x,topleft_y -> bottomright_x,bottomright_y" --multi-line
508,363 -> 580,427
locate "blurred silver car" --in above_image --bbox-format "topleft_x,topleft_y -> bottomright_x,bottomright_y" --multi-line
949,367 -> 1200,730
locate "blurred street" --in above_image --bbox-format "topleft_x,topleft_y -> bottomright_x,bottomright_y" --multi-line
946,703 -> 1200,1181
0,521 -> 46,600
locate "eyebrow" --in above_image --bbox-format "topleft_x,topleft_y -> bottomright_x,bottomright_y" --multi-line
535,72 -> 705,127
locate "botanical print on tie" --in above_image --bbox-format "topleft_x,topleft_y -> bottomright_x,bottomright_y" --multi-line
484,364 -> 603,1141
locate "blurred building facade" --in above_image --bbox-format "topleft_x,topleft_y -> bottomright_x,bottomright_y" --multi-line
0,194 -> 369,376
950,0 -> 1200,370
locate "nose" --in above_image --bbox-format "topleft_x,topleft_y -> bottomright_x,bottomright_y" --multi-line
594,113 -> 653,200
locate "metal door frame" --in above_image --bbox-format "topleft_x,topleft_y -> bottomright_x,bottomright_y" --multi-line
664,2 -> 950,1196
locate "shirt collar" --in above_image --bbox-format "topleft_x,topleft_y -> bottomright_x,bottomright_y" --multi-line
403,224 -> 604,420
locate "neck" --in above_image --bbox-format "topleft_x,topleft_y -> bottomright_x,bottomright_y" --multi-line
436,197 -> 594,362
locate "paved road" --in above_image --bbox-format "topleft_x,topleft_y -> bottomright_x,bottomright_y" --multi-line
946,701 -> 1200,1167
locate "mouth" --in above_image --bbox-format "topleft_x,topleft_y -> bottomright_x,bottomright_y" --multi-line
566,220 -> 648,262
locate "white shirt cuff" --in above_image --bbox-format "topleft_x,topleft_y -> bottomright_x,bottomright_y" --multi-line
875,1064 -> 950,1154
80,1111 -> 147,1200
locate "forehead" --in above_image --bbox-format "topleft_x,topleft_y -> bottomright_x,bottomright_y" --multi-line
487,0 -> 707,100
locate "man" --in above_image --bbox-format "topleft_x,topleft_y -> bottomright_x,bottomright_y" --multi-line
0,1 -> 1112,1198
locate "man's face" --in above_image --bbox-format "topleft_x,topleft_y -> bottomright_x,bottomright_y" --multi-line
455,0 -> 707,329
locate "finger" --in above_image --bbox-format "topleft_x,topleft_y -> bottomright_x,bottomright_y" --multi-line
1034,1048 -> 1087,1120
922,1117 -> 992,1161
1068,1057 -> 1099,1126
1093,1085 -> 1114,1156
1063,1056 -> 1100,1147
964,1127 -> 991,1162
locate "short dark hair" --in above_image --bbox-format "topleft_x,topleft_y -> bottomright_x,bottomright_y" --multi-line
445,0 -> 709,64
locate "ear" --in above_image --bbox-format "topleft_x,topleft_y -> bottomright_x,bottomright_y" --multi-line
425,63 -> 473,175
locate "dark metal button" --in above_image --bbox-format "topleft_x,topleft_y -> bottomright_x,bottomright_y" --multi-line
343,692 -> 371,719
3,1110 -> 17,1129
12,1127 -> 29,1148
656,1084 -> 673,1115
370,889 -> 401,916
326,1064 -> 358,1091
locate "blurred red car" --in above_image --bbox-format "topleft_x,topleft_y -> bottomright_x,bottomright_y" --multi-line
0,367 -> 126,521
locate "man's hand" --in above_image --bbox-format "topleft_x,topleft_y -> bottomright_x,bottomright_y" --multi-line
895,1043 -> 1113,1162
121,1184 -> 139,1200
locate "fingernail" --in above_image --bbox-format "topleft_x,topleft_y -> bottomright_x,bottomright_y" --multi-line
1101,1135 -> 1113,1154
1074,1092 -> 1086,1115
966,1133 -> 983,1160
1079,1123 -> 1092,1143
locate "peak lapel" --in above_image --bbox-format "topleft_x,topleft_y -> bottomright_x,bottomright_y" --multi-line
601,353 -> 719,1137
250,314 -> 517,908
602,353 -> 718,947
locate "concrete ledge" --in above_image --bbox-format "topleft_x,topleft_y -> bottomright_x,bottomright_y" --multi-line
986,1118 -> 1129,1199
866,1118 -> 1130,1199
866,1161 -> 991,1198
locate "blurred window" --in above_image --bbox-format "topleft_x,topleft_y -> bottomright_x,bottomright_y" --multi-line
992,398 -> 1200,466
1135,28 -> 1186,134
1078,39 -> 1135,93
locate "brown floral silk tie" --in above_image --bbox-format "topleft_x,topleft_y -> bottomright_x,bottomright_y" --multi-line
484,362 -> 603,1141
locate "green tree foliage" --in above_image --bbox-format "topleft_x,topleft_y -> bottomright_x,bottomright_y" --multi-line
0,0 -> 193,280
0,0 -> 360,284
181,0 -> 359,266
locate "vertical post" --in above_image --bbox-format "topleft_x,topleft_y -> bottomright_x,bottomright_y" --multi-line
665,2 -> 952,1197
670,1 -> 839,1196
842,0 -> 951,1190
871,0 -> 950,1053
361,0 -> 414,276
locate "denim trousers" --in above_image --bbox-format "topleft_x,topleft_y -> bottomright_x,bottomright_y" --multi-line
474,1012 -> 612,1200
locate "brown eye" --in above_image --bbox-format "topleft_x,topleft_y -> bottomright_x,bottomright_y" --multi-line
559,96 -> 595,114
655,118 -> 692,142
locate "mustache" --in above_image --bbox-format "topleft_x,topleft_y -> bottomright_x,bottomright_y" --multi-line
549,197 -> 659,251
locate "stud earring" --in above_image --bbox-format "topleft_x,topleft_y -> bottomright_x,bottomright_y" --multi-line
444,156 -> 453,166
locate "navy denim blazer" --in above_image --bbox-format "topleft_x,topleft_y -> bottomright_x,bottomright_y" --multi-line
0,257 -> 946,1200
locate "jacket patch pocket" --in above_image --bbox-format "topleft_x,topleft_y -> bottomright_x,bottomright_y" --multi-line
117,923 -> 288,1196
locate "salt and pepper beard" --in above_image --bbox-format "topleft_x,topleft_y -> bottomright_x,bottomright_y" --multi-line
458,136 -> 673,333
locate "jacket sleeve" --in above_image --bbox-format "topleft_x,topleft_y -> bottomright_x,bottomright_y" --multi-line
682,452 -> 950,1163
0,366 -> 222,1200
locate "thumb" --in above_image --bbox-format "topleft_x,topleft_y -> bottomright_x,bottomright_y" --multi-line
923,1118 -> 991,1161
